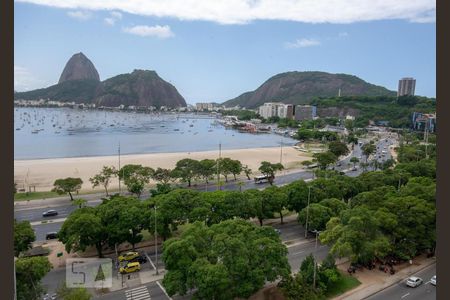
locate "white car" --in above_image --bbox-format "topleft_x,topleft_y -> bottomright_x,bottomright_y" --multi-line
406,276 -> 423,288
430,275 -> 436,286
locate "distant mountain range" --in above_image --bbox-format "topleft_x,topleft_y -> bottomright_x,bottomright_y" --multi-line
222,71 -> 396,108
14,52 -> 187,108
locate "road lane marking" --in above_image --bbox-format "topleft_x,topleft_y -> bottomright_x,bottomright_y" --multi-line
125,285 -> 150,300
145,253 -> 156,270
30,218 -> 67,226
401,292 -> 410,298
156,281 -> 172,300
425,281 -> 430,285
291,250 -> 304,255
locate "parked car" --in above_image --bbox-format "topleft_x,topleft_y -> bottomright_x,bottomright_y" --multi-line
406,276 -> 423,287
45,232 -> 58,240
119,262 -> 141,274
42,293 -> 57,300
274,229 -> 281,235
129,255 -> 148,264
118,251 -> 139,262
430,275 -> 436,286
42,210 -> 58,217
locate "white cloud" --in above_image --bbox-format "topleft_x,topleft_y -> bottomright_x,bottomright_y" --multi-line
338,32 -> 349,38
123,25 -> 174,38
14,65 -> 47,91
104,11 -> 122,26
67,10 -> 92,21
15,0 -> 436,24
285,38 -> 321,49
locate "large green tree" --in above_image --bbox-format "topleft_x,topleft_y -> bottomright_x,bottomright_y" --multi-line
119,164 -> 153,197
312,152 -> 338,170
328,141 -> 349,158
162,220 -> 290,299
52,177 -> 83,201
197,159 -> 216,184
262,186 -> 288,224
97,196 -> 146,250
58,207 -> 108,257
16,256 -> 52,300
320,206 -> 391,264
258,161 -> 284,185
14,219 -> 36,256
173,158 -> 200,187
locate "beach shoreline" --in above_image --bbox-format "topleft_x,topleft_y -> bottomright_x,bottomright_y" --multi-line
14,146 -> 311,192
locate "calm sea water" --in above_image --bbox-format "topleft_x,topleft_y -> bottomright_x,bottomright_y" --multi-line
14,107 -> 296,160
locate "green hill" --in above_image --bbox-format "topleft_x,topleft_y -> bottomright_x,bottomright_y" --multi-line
223,71 -> 396,108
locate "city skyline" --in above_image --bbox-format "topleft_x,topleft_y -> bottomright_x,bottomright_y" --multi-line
15,1 -> 436,103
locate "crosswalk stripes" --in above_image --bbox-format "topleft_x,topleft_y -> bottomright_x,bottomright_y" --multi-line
125,285 -> 151,300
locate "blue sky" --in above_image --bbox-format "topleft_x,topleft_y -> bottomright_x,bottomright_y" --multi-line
14,1 -> 436,103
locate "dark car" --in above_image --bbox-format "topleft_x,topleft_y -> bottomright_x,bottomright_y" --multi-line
129,255 -> 148,264
45,232 -> 58,240
42,210 -> 58,217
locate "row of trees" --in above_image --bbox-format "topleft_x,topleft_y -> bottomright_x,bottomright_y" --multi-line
316,141 -> 436,264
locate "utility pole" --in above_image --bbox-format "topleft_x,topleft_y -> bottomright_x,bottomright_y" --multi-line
304,185 -> 311,238
118,142 -> 121,194
280,137 -> 283,165
14,264 -> 16,300
154,205 -> 159,275
313,230 -> 320,289
424,120 -> 429,159
217,142 -> 221,190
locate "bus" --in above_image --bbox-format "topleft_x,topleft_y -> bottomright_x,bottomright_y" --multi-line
254,175 -> 273,184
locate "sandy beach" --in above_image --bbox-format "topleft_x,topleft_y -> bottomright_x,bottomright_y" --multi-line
14,146 -> 311,192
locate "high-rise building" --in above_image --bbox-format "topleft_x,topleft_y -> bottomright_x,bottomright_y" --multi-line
294,105 -> 317,121
258,102 -> 284,119
277,104 -> 294,119
398,78 -> 416,96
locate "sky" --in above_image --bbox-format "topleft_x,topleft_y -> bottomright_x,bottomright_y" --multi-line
14,0 -> 436,104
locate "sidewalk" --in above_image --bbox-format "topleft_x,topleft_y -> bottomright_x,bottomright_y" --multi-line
332,254 -> 436,300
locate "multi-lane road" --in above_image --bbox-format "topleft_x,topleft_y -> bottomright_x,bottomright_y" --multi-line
365,263 -> 436,300
15,135 -> 396,241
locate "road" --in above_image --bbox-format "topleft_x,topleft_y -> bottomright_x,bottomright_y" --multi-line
96,281 -> 171,300
365,263 -> 436,300
16,134 -> 396,242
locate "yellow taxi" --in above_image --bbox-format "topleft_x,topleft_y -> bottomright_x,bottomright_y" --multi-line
119,262 -> 141,274
118,251 -> 139,262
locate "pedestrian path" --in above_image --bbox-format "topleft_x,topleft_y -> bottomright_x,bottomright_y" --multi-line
125,285 -> 151,300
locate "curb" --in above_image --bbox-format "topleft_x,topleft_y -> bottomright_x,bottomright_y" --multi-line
333,259 -> 436,300
360,260 -> 436,300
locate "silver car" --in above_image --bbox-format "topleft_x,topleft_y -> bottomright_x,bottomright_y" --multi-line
406,276 -> 423,288
430,275 -> 436,286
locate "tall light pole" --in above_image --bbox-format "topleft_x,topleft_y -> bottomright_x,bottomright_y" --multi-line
217,142 -> 221,191
313,230 -> 320,289
154,205 -> 159,275
304,185 -> 311,238
280,137 -> 283,165
14,257 -> 17,300
118,142 -> 121,194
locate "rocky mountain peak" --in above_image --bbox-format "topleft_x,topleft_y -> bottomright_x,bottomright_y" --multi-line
58,52 -> 100,83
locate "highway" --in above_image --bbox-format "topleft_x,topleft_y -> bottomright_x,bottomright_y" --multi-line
15,134 -> 395,241
365,263 -> 436,300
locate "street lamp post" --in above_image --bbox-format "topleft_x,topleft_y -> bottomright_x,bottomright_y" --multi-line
154,205 -> 159,275
313,230 -> 320,289
304,185 -> 311,238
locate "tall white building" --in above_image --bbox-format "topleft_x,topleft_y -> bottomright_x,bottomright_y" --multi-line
398,78 -> 416,96
258,102 -> 284,119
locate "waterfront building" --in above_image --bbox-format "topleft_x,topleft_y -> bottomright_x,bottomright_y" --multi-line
294,105 -> 317,121
258,102 -> 285,119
